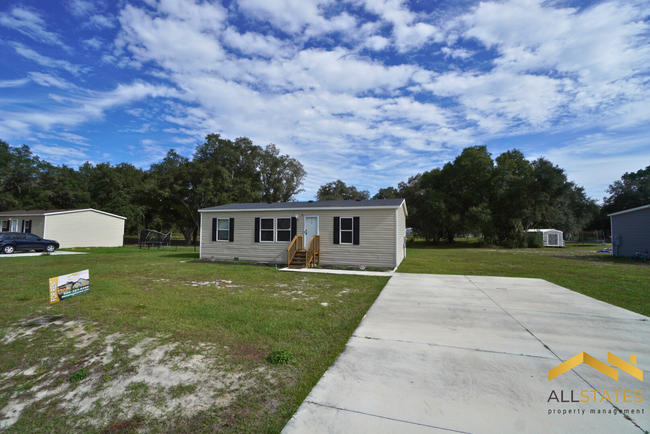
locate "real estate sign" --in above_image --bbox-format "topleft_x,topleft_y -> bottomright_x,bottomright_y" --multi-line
49,270 -> 90,304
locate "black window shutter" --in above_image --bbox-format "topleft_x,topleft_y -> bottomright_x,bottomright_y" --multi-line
229,218 -> 235,242
212,218 -> 217,242
353,217 -> 360,245
21,220 -> 25,232
254,218 -> 260,243
333,217 -> 340,244
291,217 -> 297,240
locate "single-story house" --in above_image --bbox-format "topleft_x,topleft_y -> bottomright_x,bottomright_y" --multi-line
198,199 -> 408,269
526,229 -> 564,247
0,209 -> 126,248
608,204 -> 650,257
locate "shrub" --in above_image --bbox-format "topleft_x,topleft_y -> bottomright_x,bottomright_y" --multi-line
526,232 -> 544,248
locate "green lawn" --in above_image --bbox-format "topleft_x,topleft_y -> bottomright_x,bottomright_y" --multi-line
1,241 -> 648,433
398,240 -> 650,317
0,247 -> 388,433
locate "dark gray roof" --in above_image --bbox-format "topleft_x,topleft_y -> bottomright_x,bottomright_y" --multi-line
199,199 -> 405,212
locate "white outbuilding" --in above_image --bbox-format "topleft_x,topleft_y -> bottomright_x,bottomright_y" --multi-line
0,209 -> 126,248
526,229 -> 564,247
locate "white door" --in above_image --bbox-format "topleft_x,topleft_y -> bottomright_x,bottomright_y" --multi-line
11,219 -> 18,232
304,216 -> 319,244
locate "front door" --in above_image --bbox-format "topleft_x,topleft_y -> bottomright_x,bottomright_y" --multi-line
10,219 -> 18,232
304,216 -> 319,245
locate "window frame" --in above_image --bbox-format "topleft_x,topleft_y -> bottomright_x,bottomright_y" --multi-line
216,218 -> 230,242
259,218 -> 275,242
276,217 -> 292,243
339,217 -> 354,245
22,220 -> 32,234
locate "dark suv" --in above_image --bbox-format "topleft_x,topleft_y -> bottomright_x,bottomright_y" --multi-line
0,233 -> 60,254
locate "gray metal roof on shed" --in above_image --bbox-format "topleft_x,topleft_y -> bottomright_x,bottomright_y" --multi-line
199,198 -> 406,213
0,208 -> 127,219
607,204 -> 650,217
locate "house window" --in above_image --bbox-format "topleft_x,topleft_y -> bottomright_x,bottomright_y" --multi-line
340,217 -> 353,244
260,218 -> 274,242
217,219 -> 230,241
22,220 -> 32,234
277,218 -> 291,242
1,220 -> 8,232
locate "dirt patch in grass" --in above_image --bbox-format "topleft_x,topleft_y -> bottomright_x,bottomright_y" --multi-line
0,316 -> 273,432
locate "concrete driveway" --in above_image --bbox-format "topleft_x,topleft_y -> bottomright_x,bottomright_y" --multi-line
283,273 -> 650,433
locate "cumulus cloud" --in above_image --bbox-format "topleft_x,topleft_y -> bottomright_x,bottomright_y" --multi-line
2,0 -> 650,198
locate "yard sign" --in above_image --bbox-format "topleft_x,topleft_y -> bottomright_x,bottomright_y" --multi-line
49,270 -> 90,304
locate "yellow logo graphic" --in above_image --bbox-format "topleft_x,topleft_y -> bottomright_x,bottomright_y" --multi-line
549,353 -> 643,382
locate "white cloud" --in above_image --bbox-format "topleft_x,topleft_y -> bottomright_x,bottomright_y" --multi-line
441,47 -> 473,59
0,78 -> 30,88
222,27 -> 292,58
237,0 -> 351,35
12,43 -> 87,76
355,0 -> 443,52
0,82 -> 181,139
67,0 -> 96,17
456,0 -> 650,130
0,7 -> 67,48
88,15 -> 116,29
28,72 -> 73,89
35,132 -> 90,146
30,144 -> 89,164
116,3 -> 228,72
82,37 -> 103,50
363,35 -> 390,51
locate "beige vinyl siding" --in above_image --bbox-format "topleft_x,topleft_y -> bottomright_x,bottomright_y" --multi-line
28,216 -> 45,237
396,204 -> 406,267
321,208 -> 396,268
45,211 -> 125,248
0,216 -> 45,237
201,207 -> 399,268
201,211 -> 299,263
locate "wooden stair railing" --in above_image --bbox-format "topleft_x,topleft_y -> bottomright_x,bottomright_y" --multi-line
305,235 -> 320,267
287,235 -> 303,267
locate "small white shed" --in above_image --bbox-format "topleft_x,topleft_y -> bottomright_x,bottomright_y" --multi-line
527,229 -> 564,247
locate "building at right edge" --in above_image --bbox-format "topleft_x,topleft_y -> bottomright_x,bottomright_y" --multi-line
608,204 -> 650,257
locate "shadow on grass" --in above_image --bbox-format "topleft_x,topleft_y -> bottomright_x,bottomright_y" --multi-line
406,239 -> 483,249
160,252 -> 201,259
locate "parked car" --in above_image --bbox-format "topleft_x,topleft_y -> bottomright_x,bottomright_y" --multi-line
0,232 -> 60,254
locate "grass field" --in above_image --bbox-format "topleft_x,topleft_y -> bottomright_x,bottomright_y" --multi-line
0,246 -> 388,433
398,240 -> 650,317
1,241 -> 648,433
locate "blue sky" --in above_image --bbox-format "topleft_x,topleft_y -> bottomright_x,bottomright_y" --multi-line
0,0 -> 648,202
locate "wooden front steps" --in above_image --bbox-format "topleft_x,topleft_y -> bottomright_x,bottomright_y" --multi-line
289,250 -> 307,268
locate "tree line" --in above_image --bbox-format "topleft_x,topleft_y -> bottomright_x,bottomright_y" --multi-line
0,134 -> 306,243
2,136 -> 647,246
315,146 -> 649,247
